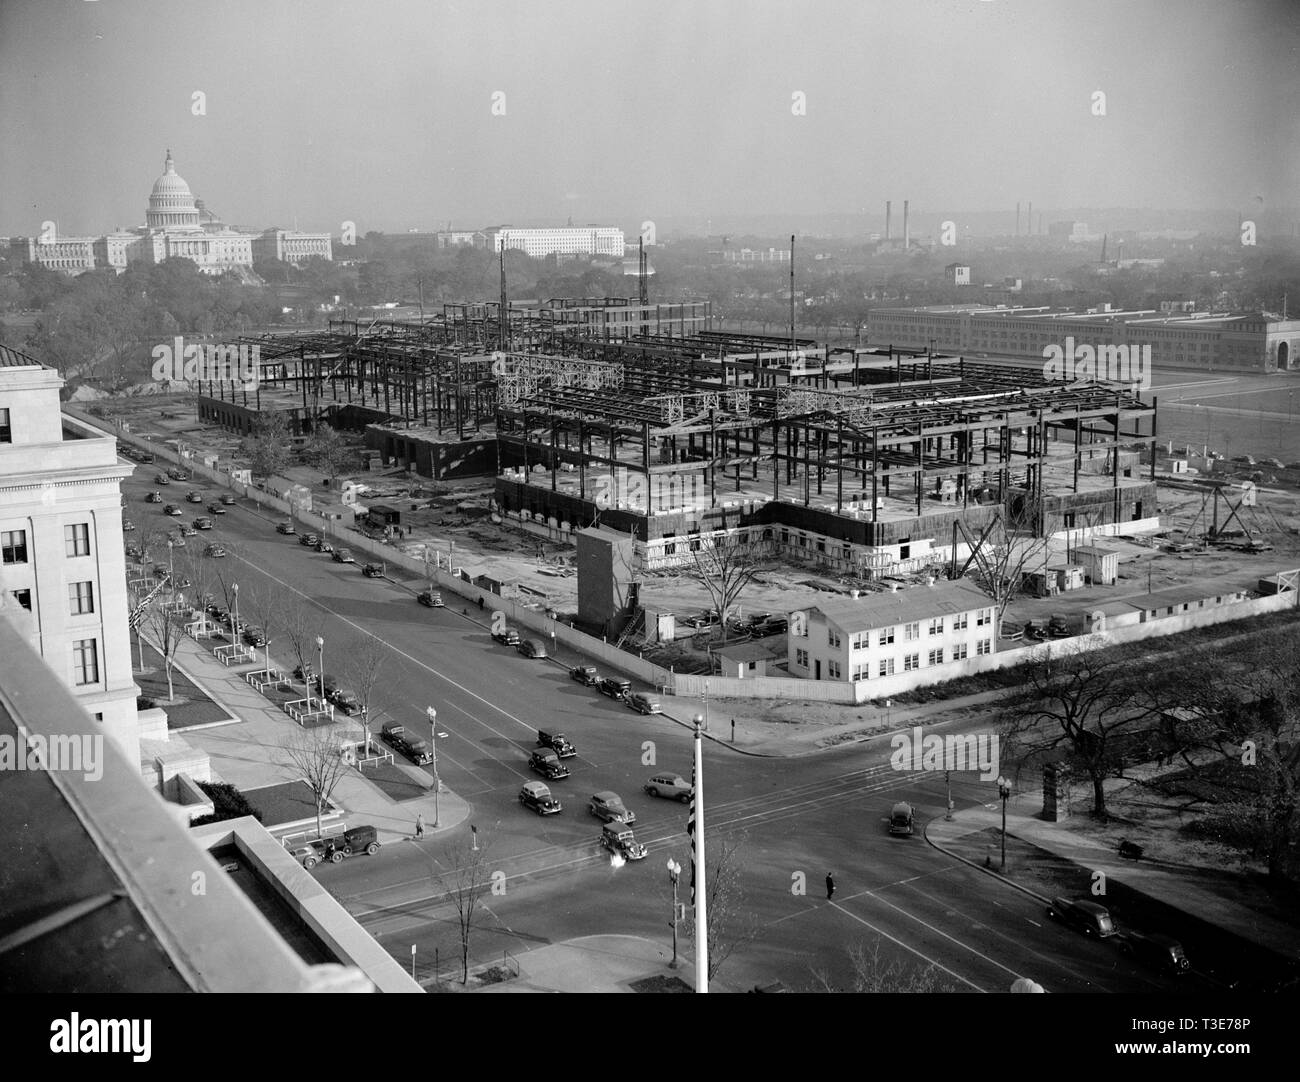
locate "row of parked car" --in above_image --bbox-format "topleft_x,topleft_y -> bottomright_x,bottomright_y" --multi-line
275,521 -> 389,577
567,664 -> 661,715
1045,896 -> 1191,977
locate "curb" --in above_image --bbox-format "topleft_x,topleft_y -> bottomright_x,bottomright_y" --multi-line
923,812 -> 1052,905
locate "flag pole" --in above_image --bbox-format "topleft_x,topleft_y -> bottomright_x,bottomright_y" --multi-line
693,719 -> 708,992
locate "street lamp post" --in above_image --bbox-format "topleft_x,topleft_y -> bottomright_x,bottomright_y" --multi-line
666,857 -> 681,968
426,706 -> 440,827
701,681 -> 710,733
945,769 -> 954,821
231,582 -> 240,640
997,776 -> 1012,870
316,635 -> 325,713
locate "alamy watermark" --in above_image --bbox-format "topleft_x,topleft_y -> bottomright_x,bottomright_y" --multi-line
151,336 -> 261,388
890,725 -> 999,781
1,731 -> 103,782
1042,337 -> 1150,390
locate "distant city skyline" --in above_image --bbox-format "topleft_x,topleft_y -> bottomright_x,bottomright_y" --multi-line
2,0 -> 1297,237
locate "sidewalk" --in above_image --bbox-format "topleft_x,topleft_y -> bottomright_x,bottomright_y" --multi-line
147,625 -> 470,844
927,786 -> 1300,972
471,935 -> 689,994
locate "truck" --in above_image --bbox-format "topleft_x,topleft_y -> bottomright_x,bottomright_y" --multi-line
382,723 -> 432,765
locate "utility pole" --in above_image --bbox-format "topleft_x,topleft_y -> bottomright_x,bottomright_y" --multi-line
789,234 -> 796,358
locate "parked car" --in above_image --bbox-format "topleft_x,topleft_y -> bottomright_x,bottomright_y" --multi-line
598,676 -> 631,700
125,543 -> 144,560
137,451 -> 155,464
643,773 -> 692,802
185,491 -> 203,503
492,626 -> 521,647
328,687 -> 363,715
516,637 -> 548,658
599,821 -> 647,861
122,519 -> 137,532
569,664 -> 599,686
168,534 -> 186,549
275,521 -> 296,535
316,825 -> 381,865
154,474 -> 170,485
298,532 -> 319,546
417,589 -> 444,607
242,625 -> 268,648
145,491 -> 163,503
589,791 -> 635,824
1046,897 -> 1117,939
626,691 -> 662,715
529,748 -> 570,780
194,516 -> 213,530
163,504 -> 182,516
314,538 -> 334,554
178,524 -> 197,537
332,547 -> 355,563
1115,930 -> 1190,975
207,502 -> 226,515
519,780 -> 562,815
204,543 -> 227,557
536,729 -> 576,758
381,723 -> 431,765
166,467 -> 184,480
361,563 -> 384,578
219,493 -> 236,505
888,801 -> 914,836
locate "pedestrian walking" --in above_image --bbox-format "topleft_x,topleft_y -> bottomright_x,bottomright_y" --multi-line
415,813 -> 425,838
825,872 -> 835,900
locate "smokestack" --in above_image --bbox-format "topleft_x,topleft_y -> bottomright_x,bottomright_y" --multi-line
1027,201 -> 1032,235
885,200 -> 892,241
903,200 -> 910,249
1016,202 -> 1021,236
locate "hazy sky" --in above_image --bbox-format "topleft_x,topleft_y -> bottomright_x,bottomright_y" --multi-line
1,0 -> 1297,236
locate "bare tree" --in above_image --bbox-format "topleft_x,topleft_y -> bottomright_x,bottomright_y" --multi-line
176,548 -> 215,635
281,594 -> 322,704
808,938 -> 956,993
240,580 -> 287,677
1000,638 -> 1163,820
437,833 -> 493,985
282,727 -> 349,839
343,632 -> 388,754
142,603 -> 183,703
958,493 -> 1050,632
683,835 -> 761,982
689,531 -> 770,644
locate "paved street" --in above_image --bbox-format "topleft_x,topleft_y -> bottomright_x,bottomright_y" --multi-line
122,466 -> 1207,992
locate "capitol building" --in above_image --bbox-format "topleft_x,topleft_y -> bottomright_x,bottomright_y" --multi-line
9,151 -> 333,277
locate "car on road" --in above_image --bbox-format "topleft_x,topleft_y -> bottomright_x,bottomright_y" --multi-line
327,687 -> 363,715
888,801 -> 914,836
626,691 -> 661,715
122,519 -> 137,532
1046,897 -> 1117,939
185,491 -> 203,503
163,503 -> 183,516
332,547 -> 355,563
204,543 -> 227,557
168,534 -> 186,548
194,516 -> 213,530
643,773 -> 691,802
298,532 -> 319,546
207,502 -> 227,515
361,563 -> 385,578
145,491 -> 163,503
492,626 -> 521,647
275,521 -> 296,535
178,524 -> 197,537
125,542 -> 144,560
1115,930 -> 1190,975
529,748 -> 570,780
381,723 -> 432,765
154,474 -> 170,485
219,493 -> 236,506
519,780 -> 562,816
569,665 -> 599,686
599,821 -> 647,861
166,467 -> 185,480
313,825 -> 381,866
588,791 -> 635,825
516,637 -> 548,659
242,625 -> 268,648
137,451 -> 155,464
417,589 -> 444,607
597,676 -> 631,700
536,729 -> 576,758
314,538 -> 334,554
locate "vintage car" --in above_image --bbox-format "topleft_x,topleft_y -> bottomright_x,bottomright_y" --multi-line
219,493 -> 236,505
492,626 -> 521,647
888,801 -> 914,836
332,547 -> 356,563
381,723 -> 432,765
519,780 -> 562,816
207,502 -> 227,515
328,687 -> 363,715
1115,930 -> 1190,975
417,589 -> 444,607
204,543 -> 227,558
361,563 -> 385,578
275,521 -> 296,535
314,537 -> 335,554
178,524 -> 197,537
122,519 -> 137,532
145,491 -> 163,503
298,532 -> 320,547
185,490 -> 203,503
588,790 -> 635,825
241,625 -> 268,648
597,676 -> 631,700
194,516 -> 213,530
568,665 -> 599,686
599,821 -> 647,861
528,748 -> 570,780
154,473 -> 170,485
625,692 -> 662,715
1046,897 -> 1117,939
163,504 -> 183,517
516,637 -> 548,659
643,773 -> 692,802
536,729 -> 576,758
